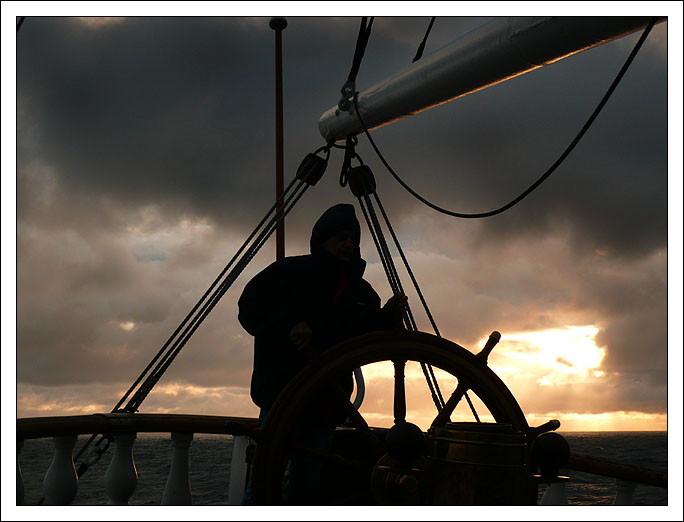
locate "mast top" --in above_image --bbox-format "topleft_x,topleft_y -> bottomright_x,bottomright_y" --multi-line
269,18 -> 287,31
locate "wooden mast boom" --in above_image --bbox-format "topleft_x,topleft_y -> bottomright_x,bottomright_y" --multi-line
319,16 -> 664,143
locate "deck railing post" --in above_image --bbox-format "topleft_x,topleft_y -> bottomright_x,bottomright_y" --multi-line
105,432 -> 138,505
228,435 -> 250,505
17,439 -> 25,505
540,481 -> 568,505
43,435 -> 79,505
613,478 -> 636,505
162,432 -> 194,505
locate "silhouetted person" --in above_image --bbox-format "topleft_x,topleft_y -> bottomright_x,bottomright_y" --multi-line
238,203 -> 406,504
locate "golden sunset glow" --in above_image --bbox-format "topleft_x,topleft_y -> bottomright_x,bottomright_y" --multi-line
496,326 -> 605,377
352,327 -> 664,432
524,411 -> 668,432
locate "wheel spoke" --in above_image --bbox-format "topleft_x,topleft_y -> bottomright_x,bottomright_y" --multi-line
393,359 -> 407,424
252,330 -> 530,504
430,379 -> 469,428
328,381 -> 368,430
327,381 -> 386,455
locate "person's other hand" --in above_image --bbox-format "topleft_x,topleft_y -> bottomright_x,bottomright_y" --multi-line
383,293 -> 408,325
290,321 -> 313,349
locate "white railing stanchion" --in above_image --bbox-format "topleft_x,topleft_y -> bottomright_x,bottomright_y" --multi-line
162,432 -> 194,505
105,432 -> 138,505
613,478 -> 636,505
17,439 -> 25,505
43,435 -> 79,505
228,435 -> 250,505
540,481 -> 568,505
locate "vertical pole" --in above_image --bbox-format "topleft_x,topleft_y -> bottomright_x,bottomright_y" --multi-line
270,17 -> 287,260
393,359 -> 407,425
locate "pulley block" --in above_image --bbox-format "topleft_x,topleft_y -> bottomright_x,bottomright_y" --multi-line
347,164 -> 376,197
296,147 -> 330,186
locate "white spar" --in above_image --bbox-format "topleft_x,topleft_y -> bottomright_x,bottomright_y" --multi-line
318,16 -> 663,143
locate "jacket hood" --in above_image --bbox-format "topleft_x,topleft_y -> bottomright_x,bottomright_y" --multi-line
310,204 -> 361,255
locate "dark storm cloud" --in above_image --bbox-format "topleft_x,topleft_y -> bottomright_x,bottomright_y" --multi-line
356,24 -> 667,262
14,15 -> 669,421
18,17 -> 280,228
15,17 -> 526,230
17,17 -> 666,255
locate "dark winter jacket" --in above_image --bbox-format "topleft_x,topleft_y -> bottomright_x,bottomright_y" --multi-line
238,204 -> 395,413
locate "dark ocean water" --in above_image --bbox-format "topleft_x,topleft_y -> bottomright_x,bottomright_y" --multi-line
18,431 -> 667,506
537,432 -> 668,506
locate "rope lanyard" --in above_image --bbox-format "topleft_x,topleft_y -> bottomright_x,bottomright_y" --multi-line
338,17 -> 480,420
124,177 -> 312,413
353,18 -> 658,219
338,17 -> 374,113
345,158 -> 449,413
412,17 -> 436,63
119,145 -> 329,414
71,146 -> 330,482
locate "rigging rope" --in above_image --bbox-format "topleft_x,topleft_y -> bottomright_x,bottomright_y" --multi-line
124,179 -> 311,412
348,17 -> 374,84
114,176 -> 302,412
370,193 -> 448,408
72,147 -> 329,481
368,174 -> 485,419
345,157 -> 449,412
412,17 -> 436,62
353,18 -> 657,219
356,188 -> 445,412
121,145 -> 330,413
338,18 -> 485,418
338,17 -> 374,113
73,178 -> 309,478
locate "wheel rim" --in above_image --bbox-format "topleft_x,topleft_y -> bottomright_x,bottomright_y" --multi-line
252,329 -> 528,504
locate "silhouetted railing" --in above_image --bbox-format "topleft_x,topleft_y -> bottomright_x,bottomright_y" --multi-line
17,414 -> 666,505
17,413 -> 257,505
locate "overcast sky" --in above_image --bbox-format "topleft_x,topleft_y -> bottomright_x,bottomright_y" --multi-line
4,3 -> 682,448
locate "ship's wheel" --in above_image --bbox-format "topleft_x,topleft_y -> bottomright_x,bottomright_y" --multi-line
250,329 -> 531,505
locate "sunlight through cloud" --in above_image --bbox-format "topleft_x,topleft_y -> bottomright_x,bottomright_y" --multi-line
119,321 -> 135,332
499,326 -> 605,373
